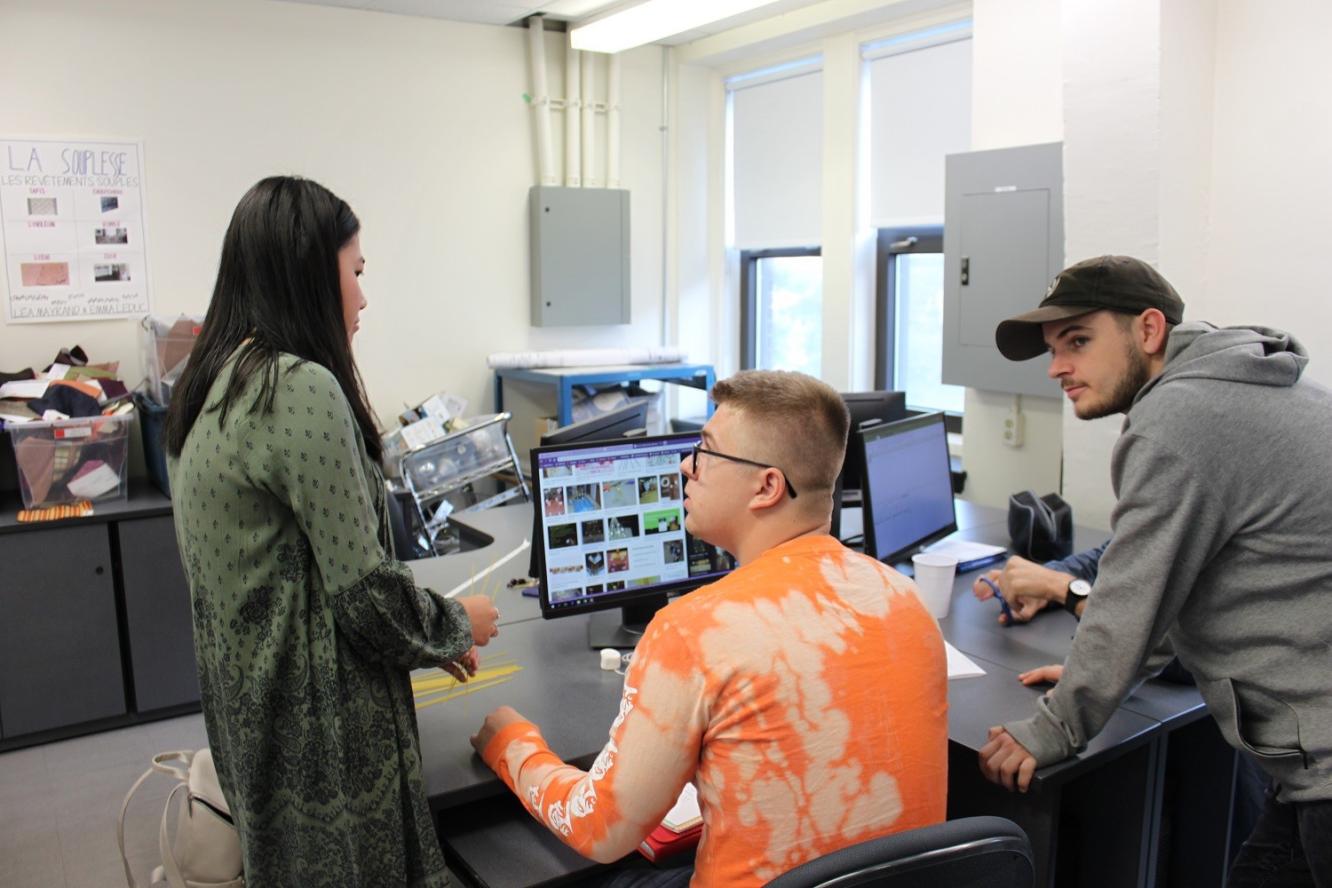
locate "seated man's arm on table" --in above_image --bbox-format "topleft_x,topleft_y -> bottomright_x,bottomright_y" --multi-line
474,617 -> 705,863
986,433 -> 1228,783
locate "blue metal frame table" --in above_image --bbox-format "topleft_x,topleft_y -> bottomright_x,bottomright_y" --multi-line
492,363 -> 716,427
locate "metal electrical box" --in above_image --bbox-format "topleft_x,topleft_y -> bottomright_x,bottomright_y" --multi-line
530,186 -> 631,327
942,142 -> 1063,397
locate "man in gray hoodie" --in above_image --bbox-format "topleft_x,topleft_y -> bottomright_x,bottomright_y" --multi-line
979,255 -> 1331,886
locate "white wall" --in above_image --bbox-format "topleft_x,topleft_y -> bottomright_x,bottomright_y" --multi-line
1205,0 -> 1332,387
959,0 -> 1065,509
0,0 -> 669,439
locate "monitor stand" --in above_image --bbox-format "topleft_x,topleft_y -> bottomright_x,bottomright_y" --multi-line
587,595 -> 668,649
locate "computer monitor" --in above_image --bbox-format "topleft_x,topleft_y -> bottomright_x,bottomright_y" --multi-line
860,411 -> 958,566
539,401 -> 650,447
838,391 -> 908,497
530,432 -> 736,648
528,402 -> 651,581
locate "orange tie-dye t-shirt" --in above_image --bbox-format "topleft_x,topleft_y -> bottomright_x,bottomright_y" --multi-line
481,533 -> 948,886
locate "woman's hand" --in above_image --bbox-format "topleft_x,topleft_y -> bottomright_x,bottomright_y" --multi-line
458,595 -> 500,647
443,647 -> 480,682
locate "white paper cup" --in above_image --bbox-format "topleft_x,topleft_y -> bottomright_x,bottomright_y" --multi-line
911,552 -> 959,619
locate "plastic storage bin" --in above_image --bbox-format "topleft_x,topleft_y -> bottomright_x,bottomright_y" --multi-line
140,314 -> 203,403
401,414 -> 516,503
7,413 -> 132,509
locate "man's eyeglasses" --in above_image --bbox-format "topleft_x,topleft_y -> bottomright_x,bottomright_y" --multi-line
689,444 -> 798,499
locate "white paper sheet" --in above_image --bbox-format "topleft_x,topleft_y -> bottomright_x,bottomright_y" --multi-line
0,379 -> 49,400
945,641 -> 986,679
662,783 -> 701,831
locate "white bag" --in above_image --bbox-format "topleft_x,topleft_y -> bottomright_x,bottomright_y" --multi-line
118,748 -> 244,888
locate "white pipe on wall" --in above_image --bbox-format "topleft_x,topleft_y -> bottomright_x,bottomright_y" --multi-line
581,51 -> 598,188
527,17 -> 556,186
565,37 -> 581,187
607,53 -> 622,189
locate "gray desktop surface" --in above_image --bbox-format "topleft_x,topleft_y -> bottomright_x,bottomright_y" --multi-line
410,499 -> 1209,887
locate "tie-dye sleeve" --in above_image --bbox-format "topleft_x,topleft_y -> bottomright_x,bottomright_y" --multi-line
481,617 -> 708,863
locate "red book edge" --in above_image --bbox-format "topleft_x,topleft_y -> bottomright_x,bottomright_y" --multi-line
638,822 -> 703,862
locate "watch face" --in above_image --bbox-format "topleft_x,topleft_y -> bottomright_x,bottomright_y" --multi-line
1070,579 -> 1092,597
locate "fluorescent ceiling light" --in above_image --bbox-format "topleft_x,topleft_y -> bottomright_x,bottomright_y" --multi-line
570,0 -> 783,54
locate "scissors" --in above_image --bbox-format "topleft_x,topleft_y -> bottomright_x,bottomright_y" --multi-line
978,576 -> 1016,626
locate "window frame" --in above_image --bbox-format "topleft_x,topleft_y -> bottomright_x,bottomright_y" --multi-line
873,226 -> 963,434
739,246 -> 822,371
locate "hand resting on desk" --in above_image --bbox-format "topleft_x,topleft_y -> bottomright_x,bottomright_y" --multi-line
1018,664 -> 1063,689
470,705 -> 527,754
979,727 -> 1038,793
977,666 -> 1063,792
972,555 -> 1073,624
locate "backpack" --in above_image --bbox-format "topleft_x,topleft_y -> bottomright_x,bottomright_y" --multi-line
118,748 -> 244,888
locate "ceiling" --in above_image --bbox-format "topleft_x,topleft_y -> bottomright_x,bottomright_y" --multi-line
275,0 -> 832,44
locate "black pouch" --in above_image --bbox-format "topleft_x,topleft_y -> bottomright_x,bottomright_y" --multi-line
1007,490 -> 1074,562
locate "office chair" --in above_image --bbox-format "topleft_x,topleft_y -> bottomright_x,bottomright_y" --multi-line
764,816 -> 1034,888
386,487 -> 429,561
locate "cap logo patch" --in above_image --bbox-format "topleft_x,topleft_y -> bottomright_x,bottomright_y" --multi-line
1045,275 -> 1061,299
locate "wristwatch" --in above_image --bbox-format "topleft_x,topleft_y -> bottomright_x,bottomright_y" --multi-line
1065,578 -> 1091,616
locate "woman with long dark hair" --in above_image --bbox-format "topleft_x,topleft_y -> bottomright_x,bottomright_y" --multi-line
166,176 -> 498,886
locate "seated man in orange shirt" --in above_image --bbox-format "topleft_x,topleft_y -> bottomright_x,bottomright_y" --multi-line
470,370 -> 949,887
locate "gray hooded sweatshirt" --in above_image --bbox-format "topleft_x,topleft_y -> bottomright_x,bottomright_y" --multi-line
1004,321 -> 1332,802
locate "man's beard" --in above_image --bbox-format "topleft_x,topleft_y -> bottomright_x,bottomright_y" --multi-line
1077,345 -> 1152,420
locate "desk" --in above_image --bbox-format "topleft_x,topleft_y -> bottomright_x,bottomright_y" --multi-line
416,502 -> 1233,888
492,363 -> 716,427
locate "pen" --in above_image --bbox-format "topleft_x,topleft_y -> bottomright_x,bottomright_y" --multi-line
979,576 -> 1015,625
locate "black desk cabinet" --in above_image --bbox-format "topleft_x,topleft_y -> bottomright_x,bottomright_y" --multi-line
0,522 -> 127,737
119,515 -> 201,712
0,488 -> 200,747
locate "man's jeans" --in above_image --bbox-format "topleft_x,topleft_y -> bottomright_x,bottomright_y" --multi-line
1228,789 -> 1332,888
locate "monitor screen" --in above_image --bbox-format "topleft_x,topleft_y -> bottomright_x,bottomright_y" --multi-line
838,391 -> 907,495
530,433 -> 736,643
540,401 -> 649,447
529,401 -> 652,582
861,412 -> 957,564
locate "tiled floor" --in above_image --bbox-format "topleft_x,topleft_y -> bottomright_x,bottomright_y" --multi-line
0,713 -> 209,888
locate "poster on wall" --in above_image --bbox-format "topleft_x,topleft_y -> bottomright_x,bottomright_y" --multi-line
0,137 -> 150,323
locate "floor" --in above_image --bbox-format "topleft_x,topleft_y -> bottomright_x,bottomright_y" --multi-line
0,713 -> 209,888
0,715 -> 468,888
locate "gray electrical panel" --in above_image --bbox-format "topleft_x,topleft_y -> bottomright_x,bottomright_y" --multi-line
942,142 -> 1063,397
530,186 -> 631,327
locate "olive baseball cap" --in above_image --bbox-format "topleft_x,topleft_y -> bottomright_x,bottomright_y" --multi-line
994,255 -> 1185,361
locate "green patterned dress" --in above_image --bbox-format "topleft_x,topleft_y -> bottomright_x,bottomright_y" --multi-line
169,353 -> 470,887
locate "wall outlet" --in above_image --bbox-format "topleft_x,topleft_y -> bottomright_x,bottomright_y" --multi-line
1002,404 -> 1025,448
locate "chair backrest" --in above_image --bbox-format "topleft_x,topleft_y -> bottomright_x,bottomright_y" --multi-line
386,488 -> 428,561
764,816 -> 1034,888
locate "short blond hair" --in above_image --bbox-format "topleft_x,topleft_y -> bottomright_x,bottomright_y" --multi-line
710,370 -> 850,498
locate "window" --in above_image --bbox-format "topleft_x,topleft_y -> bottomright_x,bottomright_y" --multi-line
863,23 -> 971,431
875,229 -> 965,430
740,248 -> 822,374
728,62 -> 823,375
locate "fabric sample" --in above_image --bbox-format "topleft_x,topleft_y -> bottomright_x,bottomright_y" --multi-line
13,436 -> 57,505
20,262 -> 69,287
27,385 -> 101,419
0,368 -> 36,385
